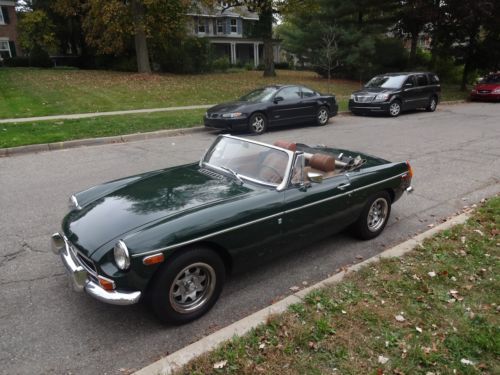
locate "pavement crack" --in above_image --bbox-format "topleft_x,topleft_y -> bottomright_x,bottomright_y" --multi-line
21,240 -> 47,254
0,248 -> 26,267
0,272 -> 66,286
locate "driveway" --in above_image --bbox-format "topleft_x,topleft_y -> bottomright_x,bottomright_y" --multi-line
0,102 -> 499,374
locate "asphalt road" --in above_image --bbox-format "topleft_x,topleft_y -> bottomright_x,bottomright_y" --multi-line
1,102 -> 499,375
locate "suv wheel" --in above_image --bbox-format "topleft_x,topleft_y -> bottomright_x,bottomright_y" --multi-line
426,96 -> 438,112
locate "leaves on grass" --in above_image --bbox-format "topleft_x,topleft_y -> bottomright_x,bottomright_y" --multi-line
213,360 -> 227,369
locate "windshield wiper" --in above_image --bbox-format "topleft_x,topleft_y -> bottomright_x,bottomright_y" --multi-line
220,166 -> 244,185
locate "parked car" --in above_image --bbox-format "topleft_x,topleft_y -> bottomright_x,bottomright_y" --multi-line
51,135 -> 413,324
204,85 -> 338,134
470,73 -> 500,102
349,72 -> 441,117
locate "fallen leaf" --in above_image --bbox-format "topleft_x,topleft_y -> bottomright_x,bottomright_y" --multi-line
461,236 -> 466,243
395,315 -> 405,322
289,286 -> 300,292
213,360 -> 228,369
428,271 -> 436,278
356,255 -> 364,260
473,229 -> 484,236
378,355 -> 389,364
416,326 -> 423,333
259,343 -> 266,349
460,358 -> 474,365
427,223 -> 435,228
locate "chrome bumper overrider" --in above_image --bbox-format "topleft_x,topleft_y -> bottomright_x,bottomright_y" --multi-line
51,233 -> 141,305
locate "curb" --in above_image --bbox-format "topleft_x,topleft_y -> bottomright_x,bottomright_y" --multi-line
0,101 -> 467,158
134,212 -> 470,375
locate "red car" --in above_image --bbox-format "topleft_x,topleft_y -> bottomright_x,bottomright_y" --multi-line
470,73 -> 500,102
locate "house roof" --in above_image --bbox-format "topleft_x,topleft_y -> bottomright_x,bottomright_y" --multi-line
0,1 -> 16,6
188,2 -> 259,20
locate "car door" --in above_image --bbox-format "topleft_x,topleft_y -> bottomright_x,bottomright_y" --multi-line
299,86 -> 319,119
401,75 -> 420,110
414,73 -> 430,107
281,173 -> 353,250
268,86 -> 308,126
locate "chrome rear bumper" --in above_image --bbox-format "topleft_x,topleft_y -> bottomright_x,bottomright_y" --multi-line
51,233 -> 141,305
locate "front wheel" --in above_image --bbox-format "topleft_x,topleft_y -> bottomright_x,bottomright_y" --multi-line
426,96 -> 438,112
388,101 -> 401,117
248,113 -> 267,135
150,247 -> 225,325
316,106 -> 329,126
352,191 -> 392,240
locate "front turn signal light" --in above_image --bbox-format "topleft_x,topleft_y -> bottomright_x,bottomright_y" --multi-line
143,253 -> 165,266
98,276 -> 115,291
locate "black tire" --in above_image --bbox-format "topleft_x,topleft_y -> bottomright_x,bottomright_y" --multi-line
352,191 -> 392,240
248,112 -> 267,135
316,106 -> 329,126
388,100 -> 402,117
426,95 -> 438,112
149,246 -> 225,325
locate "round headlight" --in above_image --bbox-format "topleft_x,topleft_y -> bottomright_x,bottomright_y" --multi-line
114,240 -> 130,270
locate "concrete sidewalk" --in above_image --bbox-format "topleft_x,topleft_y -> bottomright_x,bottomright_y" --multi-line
0,104 -> 214,124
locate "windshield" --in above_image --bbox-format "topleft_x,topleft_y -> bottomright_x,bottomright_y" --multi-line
203,136 -> 291,187
240,87 -> 278,102
482,75 -> 500,84
365,75 -> 407,89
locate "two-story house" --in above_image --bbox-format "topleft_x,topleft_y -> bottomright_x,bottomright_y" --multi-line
0,1 -> 20,60
188,2 -> 280,67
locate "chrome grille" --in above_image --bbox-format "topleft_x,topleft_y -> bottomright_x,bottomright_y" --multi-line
68,242 -> 98,276
354,95 -> 375,103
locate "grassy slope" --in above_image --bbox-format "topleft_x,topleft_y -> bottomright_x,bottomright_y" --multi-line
179,197 -> 500,375
0,109 -> 206,148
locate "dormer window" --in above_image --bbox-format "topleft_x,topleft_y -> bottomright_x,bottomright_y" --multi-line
217,19 -> 224,34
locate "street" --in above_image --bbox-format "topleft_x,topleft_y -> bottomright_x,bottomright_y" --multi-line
0,102 -> 499,374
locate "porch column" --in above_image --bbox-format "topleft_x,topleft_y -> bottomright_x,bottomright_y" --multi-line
230,42 -> 236,64
253,43 -> 259,67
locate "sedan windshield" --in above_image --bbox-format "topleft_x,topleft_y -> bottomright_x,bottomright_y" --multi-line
203,136 -> 291,187
365,75 -> 407,89
483,75 -> 500,84
240,87 -> 278,102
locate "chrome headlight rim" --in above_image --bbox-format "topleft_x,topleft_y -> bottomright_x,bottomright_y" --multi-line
221,112 -> 244,118
114,240 -> 130,271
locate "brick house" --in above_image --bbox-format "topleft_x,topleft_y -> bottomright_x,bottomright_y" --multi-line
188,2 -> 280,67
0,0 -> 20,60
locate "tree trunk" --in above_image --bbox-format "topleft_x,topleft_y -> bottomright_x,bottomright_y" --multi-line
461,59 -> 469,91
131,0 -> 151,74
409,32 -> 418,67
263,38 -> 275,77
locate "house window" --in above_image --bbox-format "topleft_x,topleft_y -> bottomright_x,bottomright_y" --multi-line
0,40 -> 12,59
197,19 -> 206,33
0,8 -> 4,24
230,19 -> 237,33
217,19 -> 223,34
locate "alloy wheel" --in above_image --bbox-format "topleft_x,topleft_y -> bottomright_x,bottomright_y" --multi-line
251,115 -> 265,133
389,102 -> 401,117
318,108 -> 328,125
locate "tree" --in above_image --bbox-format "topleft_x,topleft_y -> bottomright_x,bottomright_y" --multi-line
18,9 -> 57,56
315,26 -> 341,94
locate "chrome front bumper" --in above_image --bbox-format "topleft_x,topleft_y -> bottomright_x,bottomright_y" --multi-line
51,233 -> 141,305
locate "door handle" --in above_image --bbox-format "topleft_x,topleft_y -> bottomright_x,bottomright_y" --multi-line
337,183 -> 351,190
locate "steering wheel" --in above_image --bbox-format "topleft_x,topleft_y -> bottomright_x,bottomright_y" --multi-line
259,165 -> 282,183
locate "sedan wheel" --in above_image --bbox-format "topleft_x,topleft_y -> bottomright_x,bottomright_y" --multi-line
316,106 -> 329,126
150,247 -> 225,325
352,191 -> 392,240
389,101 -> 401,117
248,113 -> 267,134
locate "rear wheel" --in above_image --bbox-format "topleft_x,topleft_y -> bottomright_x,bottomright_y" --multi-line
316,106 -> 329,126
150,246 -> 225,325
248,113 -> 267,135
352,191 -> 392,240
426,96 -> 438,112
388,100 -> 401,117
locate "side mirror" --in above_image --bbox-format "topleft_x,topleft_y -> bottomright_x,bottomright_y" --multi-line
274,96 -> 284,103
307,172 -> 323,183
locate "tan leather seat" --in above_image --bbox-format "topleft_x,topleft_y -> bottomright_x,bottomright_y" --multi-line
306,153 -> 337,179
273,140 -> 297,152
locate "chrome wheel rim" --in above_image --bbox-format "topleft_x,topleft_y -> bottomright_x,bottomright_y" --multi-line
318,109 -> 328,124
389,103 -> 400,116
251,115 -> 265,133
169,262 -> 216,314
367,198 -> 388,232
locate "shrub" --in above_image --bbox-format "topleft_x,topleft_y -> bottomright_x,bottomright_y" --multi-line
4,46 -> 52,68
274,62 -> 290,69
212,57 -> 230,72
244,62 -> 254,71
153,37 -> 212,74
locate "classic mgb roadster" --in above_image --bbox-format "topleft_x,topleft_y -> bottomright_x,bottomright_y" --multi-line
52,135 -> 413,324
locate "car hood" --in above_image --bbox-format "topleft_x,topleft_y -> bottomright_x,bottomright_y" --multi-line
63,164 -> 253,257
353,87 -> 393,95
474,83 -> 500,90
207,101 -> 251,113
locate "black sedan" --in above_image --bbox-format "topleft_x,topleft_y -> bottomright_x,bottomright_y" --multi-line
204,85 -> 338,134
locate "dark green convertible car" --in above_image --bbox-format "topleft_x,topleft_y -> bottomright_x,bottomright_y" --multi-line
52,135 -> 413,324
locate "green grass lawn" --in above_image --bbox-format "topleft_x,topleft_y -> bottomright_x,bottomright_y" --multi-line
179,197 -> 500,375
0,68 -> 468,119
0,110 -> 206,148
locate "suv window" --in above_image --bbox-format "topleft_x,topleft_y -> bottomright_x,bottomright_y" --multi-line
416,74 -> 428,86
429,74 -> 439,84
404,75 -> 416,87
301,87 -> 317,98
277,86 -> 301,101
